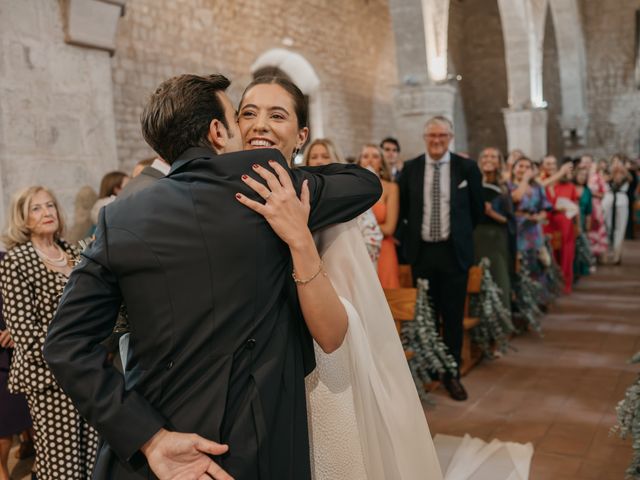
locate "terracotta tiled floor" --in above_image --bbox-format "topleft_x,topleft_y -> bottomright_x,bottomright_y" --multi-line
426,240 -> 640,479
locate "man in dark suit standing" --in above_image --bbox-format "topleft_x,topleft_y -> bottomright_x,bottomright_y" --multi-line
398,116 -> 482,401
43,74 -> 381,479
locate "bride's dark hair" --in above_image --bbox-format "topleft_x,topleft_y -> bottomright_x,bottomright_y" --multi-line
240,76 -> 309,130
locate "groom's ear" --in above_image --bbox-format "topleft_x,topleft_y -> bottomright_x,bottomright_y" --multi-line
207,118 -> 227,153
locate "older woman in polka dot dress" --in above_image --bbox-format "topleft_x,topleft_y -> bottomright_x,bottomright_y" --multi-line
0,186 -> 97,480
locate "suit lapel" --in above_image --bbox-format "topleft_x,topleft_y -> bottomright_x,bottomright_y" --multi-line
450,153 -> 460,212
415,154 -> 426,216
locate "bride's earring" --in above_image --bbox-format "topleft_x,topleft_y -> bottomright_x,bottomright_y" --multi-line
291,148 -> 300,164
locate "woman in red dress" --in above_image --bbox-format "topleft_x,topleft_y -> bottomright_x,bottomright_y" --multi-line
542,158 -> 579,293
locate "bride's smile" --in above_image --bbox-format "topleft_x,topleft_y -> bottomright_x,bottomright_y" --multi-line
239,82 -> 308,163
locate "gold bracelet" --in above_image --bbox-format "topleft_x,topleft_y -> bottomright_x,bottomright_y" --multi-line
292,260 -> 327,286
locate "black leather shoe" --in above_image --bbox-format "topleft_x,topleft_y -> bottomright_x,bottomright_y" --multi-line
443,377 -> 468,401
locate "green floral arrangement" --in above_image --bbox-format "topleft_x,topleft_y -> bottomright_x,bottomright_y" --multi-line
513,258 -> 544,335
544,239 -> 564,300
470,258 -> 516,357
613,351 -> 640,478
575,232 -> 595,270
401,278 -> 458,401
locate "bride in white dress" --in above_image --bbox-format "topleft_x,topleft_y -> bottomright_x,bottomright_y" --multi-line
307,220 -> 443,479
238,76 -> 443,480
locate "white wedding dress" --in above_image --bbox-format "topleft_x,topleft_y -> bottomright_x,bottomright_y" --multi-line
305,221 -> 443,480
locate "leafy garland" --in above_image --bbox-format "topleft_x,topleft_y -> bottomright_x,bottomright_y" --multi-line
513,257 -> 544,335
575,232 -> 595,270
544,239 -> 564,301
470,258 -> 516,357
613,351 -> 640,479
401,278 -> 458,401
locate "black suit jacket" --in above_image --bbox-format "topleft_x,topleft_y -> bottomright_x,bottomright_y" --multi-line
43,147 -> 381,480
119,165 -> 166,200
398,152 -> 483,270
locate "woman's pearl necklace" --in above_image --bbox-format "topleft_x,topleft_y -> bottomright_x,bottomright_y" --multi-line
34,244 -> 69,268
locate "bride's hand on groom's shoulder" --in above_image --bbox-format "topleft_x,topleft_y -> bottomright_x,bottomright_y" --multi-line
236,159 -> 313,249
141,428 -> 234,480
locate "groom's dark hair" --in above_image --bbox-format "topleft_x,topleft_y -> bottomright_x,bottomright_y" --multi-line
141,74 -> 231,164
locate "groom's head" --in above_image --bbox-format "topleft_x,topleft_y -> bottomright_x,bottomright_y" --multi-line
141,73 -> 242,164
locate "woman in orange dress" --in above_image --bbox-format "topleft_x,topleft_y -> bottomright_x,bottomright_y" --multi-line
358,144 -> 400,288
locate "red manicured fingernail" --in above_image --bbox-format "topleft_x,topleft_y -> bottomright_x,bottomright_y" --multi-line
268,159 -> 275,164
242,174 -> 248,180
252,163 -> 259,169
235,193 -> 242,199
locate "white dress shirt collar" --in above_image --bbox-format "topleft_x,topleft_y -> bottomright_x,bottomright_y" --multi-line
151,158 -> 171,175
426,150 -> 451,166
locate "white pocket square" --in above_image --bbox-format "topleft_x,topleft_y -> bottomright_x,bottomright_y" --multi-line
458,180 -> 468,189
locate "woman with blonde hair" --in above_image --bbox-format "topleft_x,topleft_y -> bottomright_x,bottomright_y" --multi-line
358,143 -> 400,287
304,139 -> 383,264
474,147 -> 515,309
0,186 -> 97,479
603,155 -> 631,263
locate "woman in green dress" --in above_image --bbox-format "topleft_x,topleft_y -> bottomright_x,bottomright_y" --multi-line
473,147 -> 515,311
574,166 -> 594,278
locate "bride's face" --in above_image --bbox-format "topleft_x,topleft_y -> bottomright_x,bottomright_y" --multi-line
239,84 -> 308,164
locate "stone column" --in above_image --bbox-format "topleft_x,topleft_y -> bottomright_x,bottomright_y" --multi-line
502,107 -> 548,160
394,84 -> 457,158
388,0 -> 465,158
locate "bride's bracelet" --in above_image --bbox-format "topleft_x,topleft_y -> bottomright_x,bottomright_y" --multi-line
292,260 -> 327,286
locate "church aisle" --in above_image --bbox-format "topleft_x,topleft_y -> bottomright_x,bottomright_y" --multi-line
426,240 -> 640,480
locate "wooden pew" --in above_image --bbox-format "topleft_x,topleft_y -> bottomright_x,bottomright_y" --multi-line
461,265 -> 483,376
383,287 -> 417,361
391,264 -> 484,375
398,264 -> 413,289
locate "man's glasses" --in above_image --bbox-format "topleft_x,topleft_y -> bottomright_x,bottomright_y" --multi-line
424,133 -> 451,140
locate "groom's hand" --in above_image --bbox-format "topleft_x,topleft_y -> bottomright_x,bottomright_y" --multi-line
141,428 -> 234,480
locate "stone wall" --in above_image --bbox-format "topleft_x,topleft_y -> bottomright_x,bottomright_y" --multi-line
111,0 -> 398,169
543,6 -> 564,160
448,0 -> 509,158
580,0 -> 640,158
0,0 -> 119,232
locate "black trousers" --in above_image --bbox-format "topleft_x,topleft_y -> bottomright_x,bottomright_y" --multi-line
411,240 -> 468,378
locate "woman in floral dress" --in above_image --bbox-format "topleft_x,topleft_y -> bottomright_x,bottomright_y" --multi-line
582,156 -> 608,260
509,157 -> 552,282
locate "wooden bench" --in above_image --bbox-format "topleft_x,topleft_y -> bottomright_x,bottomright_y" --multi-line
383,287 -> 417,361
395,264 -> 484,376
398,264 -> 413,289
461,265 -> 483,376
384,286 -> 441,390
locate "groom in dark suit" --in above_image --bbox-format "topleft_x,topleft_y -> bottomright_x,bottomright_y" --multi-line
398,116 -> 482,401
43,74 -> 381,479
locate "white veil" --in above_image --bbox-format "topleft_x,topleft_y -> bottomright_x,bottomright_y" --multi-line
314,220 -> 443,480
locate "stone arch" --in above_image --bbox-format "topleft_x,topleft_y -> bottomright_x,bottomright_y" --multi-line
497,0 -> 548,109
548,0 -> 588,149
497,0 -> 587,157
250,48 -> 324,139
